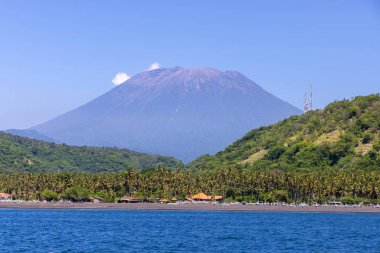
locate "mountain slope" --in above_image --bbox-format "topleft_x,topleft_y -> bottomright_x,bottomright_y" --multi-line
0,132 -> 183,173
32,67 -> 301,162
188,94 -> 380,171
5,129 -> 60,143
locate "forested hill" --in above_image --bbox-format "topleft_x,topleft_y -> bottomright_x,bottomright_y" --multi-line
189,94 -> 380,171
0,132 -> 183,173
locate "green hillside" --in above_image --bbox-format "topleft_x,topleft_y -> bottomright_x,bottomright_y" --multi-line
189,94 -> 380,171
0,132 -> 183,173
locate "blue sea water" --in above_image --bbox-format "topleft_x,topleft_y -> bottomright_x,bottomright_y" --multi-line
0,210 -> 379,253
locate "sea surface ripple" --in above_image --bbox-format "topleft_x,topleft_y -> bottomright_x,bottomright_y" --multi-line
0,210 -> 379,253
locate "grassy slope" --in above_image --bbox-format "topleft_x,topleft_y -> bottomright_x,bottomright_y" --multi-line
189,94 -> 380,171
0,132 -> 183,173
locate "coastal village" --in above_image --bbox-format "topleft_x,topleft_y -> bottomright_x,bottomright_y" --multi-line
119,193 -> 223,204
0,191 -> 224,204
1,191 -> 380,212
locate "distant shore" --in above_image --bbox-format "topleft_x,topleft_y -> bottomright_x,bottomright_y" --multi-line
1,202 -> 380,213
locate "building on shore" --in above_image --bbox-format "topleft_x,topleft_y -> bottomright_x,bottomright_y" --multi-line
88,197 -> 102,203
119,196 -> 142,203
214,196 -> 223,201
189,193 -> 223,202
191,193 -> 211,201
158,198 -> 169,203
0,193 -> 12,201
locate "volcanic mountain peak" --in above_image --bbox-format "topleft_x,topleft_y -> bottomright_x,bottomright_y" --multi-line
30,66 -> 301,162
120,67 -> 257,91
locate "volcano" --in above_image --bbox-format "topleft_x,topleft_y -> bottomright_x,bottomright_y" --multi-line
31,67 -> 301,162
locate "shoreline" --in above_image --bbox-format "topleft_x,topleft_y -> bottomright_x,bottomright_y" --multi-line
1,202 -> 380,213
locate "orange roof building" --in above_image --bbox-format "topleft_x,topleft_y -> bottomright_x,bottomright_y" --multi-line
214,196 -> 223,201
158,198 -> 169,203
0,193 -> 12,200
188,193 -> 224,202
191,192 -> 212,201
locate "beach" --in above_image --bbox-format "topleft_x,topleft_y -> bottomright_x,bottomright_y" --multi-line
1,201 -> 379,213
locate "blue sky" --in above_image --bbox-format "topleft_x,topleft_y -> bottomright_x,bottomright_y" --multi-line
0,1 -> 379,129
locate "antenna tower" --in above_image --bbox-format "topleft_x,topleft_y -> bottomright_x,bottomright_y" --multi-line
304,92 -> 309,112
304,86 -> 314,113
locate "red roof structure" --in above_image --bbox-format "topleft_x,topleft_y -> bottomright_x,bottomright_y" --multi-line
0,193 -> 12,200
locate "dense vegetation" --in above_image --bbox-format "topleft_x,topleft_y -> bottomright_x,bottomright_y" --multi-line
1,168 -> 379,204
0,132 -> 183,173
189,94 -> 380,171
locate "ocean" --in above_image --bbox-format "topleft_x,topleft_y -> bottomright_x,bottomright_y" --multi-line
0,210 -> 379,252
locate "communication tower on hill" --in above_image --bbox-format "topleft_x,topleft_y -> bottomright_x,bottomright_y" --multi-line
304,86 -> 313,113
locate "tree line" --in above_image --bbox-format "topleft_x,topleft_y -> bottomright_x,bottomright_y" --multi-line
1,167 -> 379,204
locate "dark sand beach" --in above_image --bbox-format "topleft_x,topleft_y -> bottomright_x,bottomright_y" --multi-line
1,202 -> 379,213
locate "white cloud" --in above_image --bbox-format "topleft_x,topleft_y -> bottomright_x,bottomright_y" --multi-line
147,62 -> 160,71
112,72 -> 130,85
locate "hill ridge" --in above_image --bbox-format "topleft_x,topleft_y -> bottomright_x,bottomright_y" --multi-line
0,131 -> 183,173
188,94 -> 380,171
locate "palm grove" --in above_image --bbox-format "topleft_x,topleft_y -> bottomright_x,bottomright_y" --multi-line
0,95 -> 379,204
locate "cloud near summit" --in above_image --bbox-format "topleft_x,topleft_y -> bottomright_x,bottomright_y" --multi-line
147,62 -> 160,71
112,72 -> 130,85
